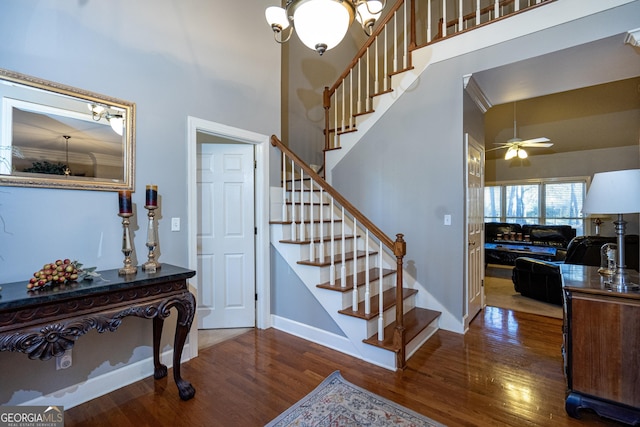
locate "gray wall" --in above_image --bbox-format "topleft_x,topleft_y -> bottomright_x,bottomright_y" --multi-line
0,0 -> 280,406
323,4 -> 640,322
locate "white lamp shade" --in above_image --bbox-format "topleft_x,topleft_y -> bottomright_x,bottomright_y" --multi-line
583,169 -> 640,215
265,6 -> 290,30
293,0 -> 352,53
356,0 -> 383,26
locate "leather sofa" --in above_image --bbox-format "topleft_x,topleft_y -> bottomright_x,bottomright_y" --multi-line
485,222 -> 576,265
512,235 -> 639,305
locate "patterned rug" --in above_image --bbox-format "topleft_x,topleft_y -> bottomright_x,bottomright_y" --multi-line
265,371 -> 445,427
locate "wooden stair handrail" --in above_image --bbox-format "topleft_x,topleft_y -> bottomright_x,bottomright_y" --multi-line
271,135 -> 405,257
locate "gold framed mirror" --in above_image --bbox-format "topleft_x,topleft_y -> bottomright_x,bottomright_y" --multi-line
0,68 -> 135,191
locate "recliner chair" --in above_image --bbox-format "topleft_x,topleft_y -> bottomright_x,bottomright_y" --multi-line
511,235 -> 639,305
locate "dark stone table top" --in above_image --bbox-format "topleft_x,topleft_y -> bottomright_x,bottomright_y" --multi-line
0,264 -> 196,311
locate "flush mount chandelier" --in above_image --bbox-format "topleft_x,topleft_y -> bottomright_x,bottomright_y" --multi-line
266,0 -> 385,55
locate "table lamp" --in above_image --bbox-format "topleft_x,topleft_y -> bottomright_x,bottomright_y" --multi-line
583,169 -> 640,290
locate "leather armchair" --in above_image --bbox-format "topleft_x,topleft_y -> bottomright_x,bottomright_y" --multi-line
512,235 -> 639,305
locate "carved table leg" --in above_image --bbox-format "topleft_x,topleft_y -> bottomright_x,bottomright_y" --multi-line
152,316 -> 168,379
173,291 -> 196,401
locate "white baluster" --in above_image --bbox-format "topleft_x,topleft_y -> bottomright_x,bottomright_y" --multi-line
340,206 -> 346,288
364,229 -> 371,315
352,216 -> 358,311
393,11 -> 398,73
309,178 -> 315,260
341,83 -> 346,132
374,37 -> 379,94
384,26 -> 388,91
281,152 -> 287,222
476,0 -> 480,26
319,188 -> 325,261
427,0 -> 432,43
403,0 -> 408,69
290,159 -> 297,241
514,0 -> 520,12
442,0 -> 447,37
334,96 -> 339,148
331,197 -> 336,285
378,249 -> 384,341
458,0 -> 463,31
357,60 -> 362,114
494,0 -> 499,19
366,47 -> 371,111
349,69 -> 354,130
299,168 -> 305,241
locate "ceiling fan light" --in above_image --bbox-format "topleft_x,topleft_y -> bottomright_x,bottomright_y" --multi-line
292,0 -> 354,55
505,147 -> 517,160
517,148 -> 528,159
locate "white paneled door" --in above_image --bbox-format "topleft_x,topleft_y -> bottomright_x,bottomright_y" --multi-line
197,142 -> 255,329
466,134 -> 484,327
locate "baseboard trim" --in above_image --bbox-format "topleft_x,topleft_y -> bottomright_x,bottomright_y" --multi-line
21,343 -> 192,410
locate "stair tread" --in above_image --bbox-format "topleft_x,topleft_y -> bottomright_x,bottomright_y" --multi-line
363,307 -> 441,352
317,268 -> 395,292
338,287 -> 418,320
298,250 -> 376,267
279,234 -> 357,245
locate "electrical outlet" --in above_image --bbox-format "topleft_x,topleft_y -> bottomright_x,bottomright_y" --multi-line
56,349 -> 72,370
171,217 -> 181,231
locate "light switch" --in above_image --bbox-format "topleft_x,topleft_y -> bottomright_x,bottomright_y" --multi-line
444,214 -> 452,226
171,217 -> 181,231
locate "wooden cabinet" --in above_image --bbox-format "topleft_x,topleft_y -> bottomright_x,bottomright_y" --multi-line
562,265 -> 640,424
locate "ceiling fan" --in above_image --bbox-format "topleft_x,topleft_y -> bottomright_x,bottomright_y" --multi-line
488,102 -> 553,159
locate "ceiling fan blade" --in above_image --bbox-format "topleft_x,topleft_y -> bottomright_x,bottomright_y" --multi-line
486,145 -> 509,152
519,137 -> 552,146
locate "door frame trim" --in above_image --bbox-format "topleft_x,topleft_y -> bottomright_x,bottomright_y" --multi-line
186,117 -> 271,358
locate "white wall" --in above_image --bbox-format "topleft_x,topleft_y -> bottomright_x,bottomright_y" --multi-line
0,0 -> 280,407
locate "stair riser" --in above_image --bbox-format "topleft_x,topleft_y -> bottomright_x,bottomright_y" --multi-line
298,239 -> 362,260
338,277 -> 397,307
286,190 -> 330,204
364,295 -> 417,338
312,255 -> 393,281
279,220 -> 347,240
284,204 -> 334,222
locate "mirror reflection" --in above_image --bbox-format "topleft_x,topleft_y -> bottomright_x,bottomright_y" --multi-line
0,68 -> 135,191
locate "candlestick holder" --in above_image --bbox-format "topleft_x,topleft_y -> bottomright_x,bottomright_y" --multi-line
118,212 -> 137,275
142,205 -> 161,272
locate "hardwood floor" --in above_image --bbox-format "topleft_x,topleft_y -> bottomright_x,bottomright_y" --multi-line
64,307 -> 624,426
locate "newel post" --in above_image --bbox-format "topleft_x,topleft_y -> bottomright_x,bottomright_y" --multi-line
393,233 -> 407,369
323,86 -> 331,151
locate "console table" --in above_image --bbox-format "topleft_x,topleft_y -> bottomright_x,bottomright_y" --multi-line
562,264 -> 640,424
0,264 -> 197,400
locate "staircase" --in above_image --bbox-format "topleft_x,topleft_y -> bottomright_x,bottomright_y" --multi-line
270,136 -> 440,370
268,0 -> 558,370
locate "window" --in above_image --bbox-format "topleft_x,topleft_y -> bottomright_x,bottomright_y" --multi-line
484,179 -> 586,235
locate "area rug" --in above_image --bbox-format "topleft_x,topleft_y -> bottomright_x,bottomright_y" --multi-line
265,371 -> 444,427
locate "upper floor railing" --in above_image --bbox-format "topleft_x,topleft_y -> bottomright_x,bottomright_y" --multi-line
323,0 -> 553,151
